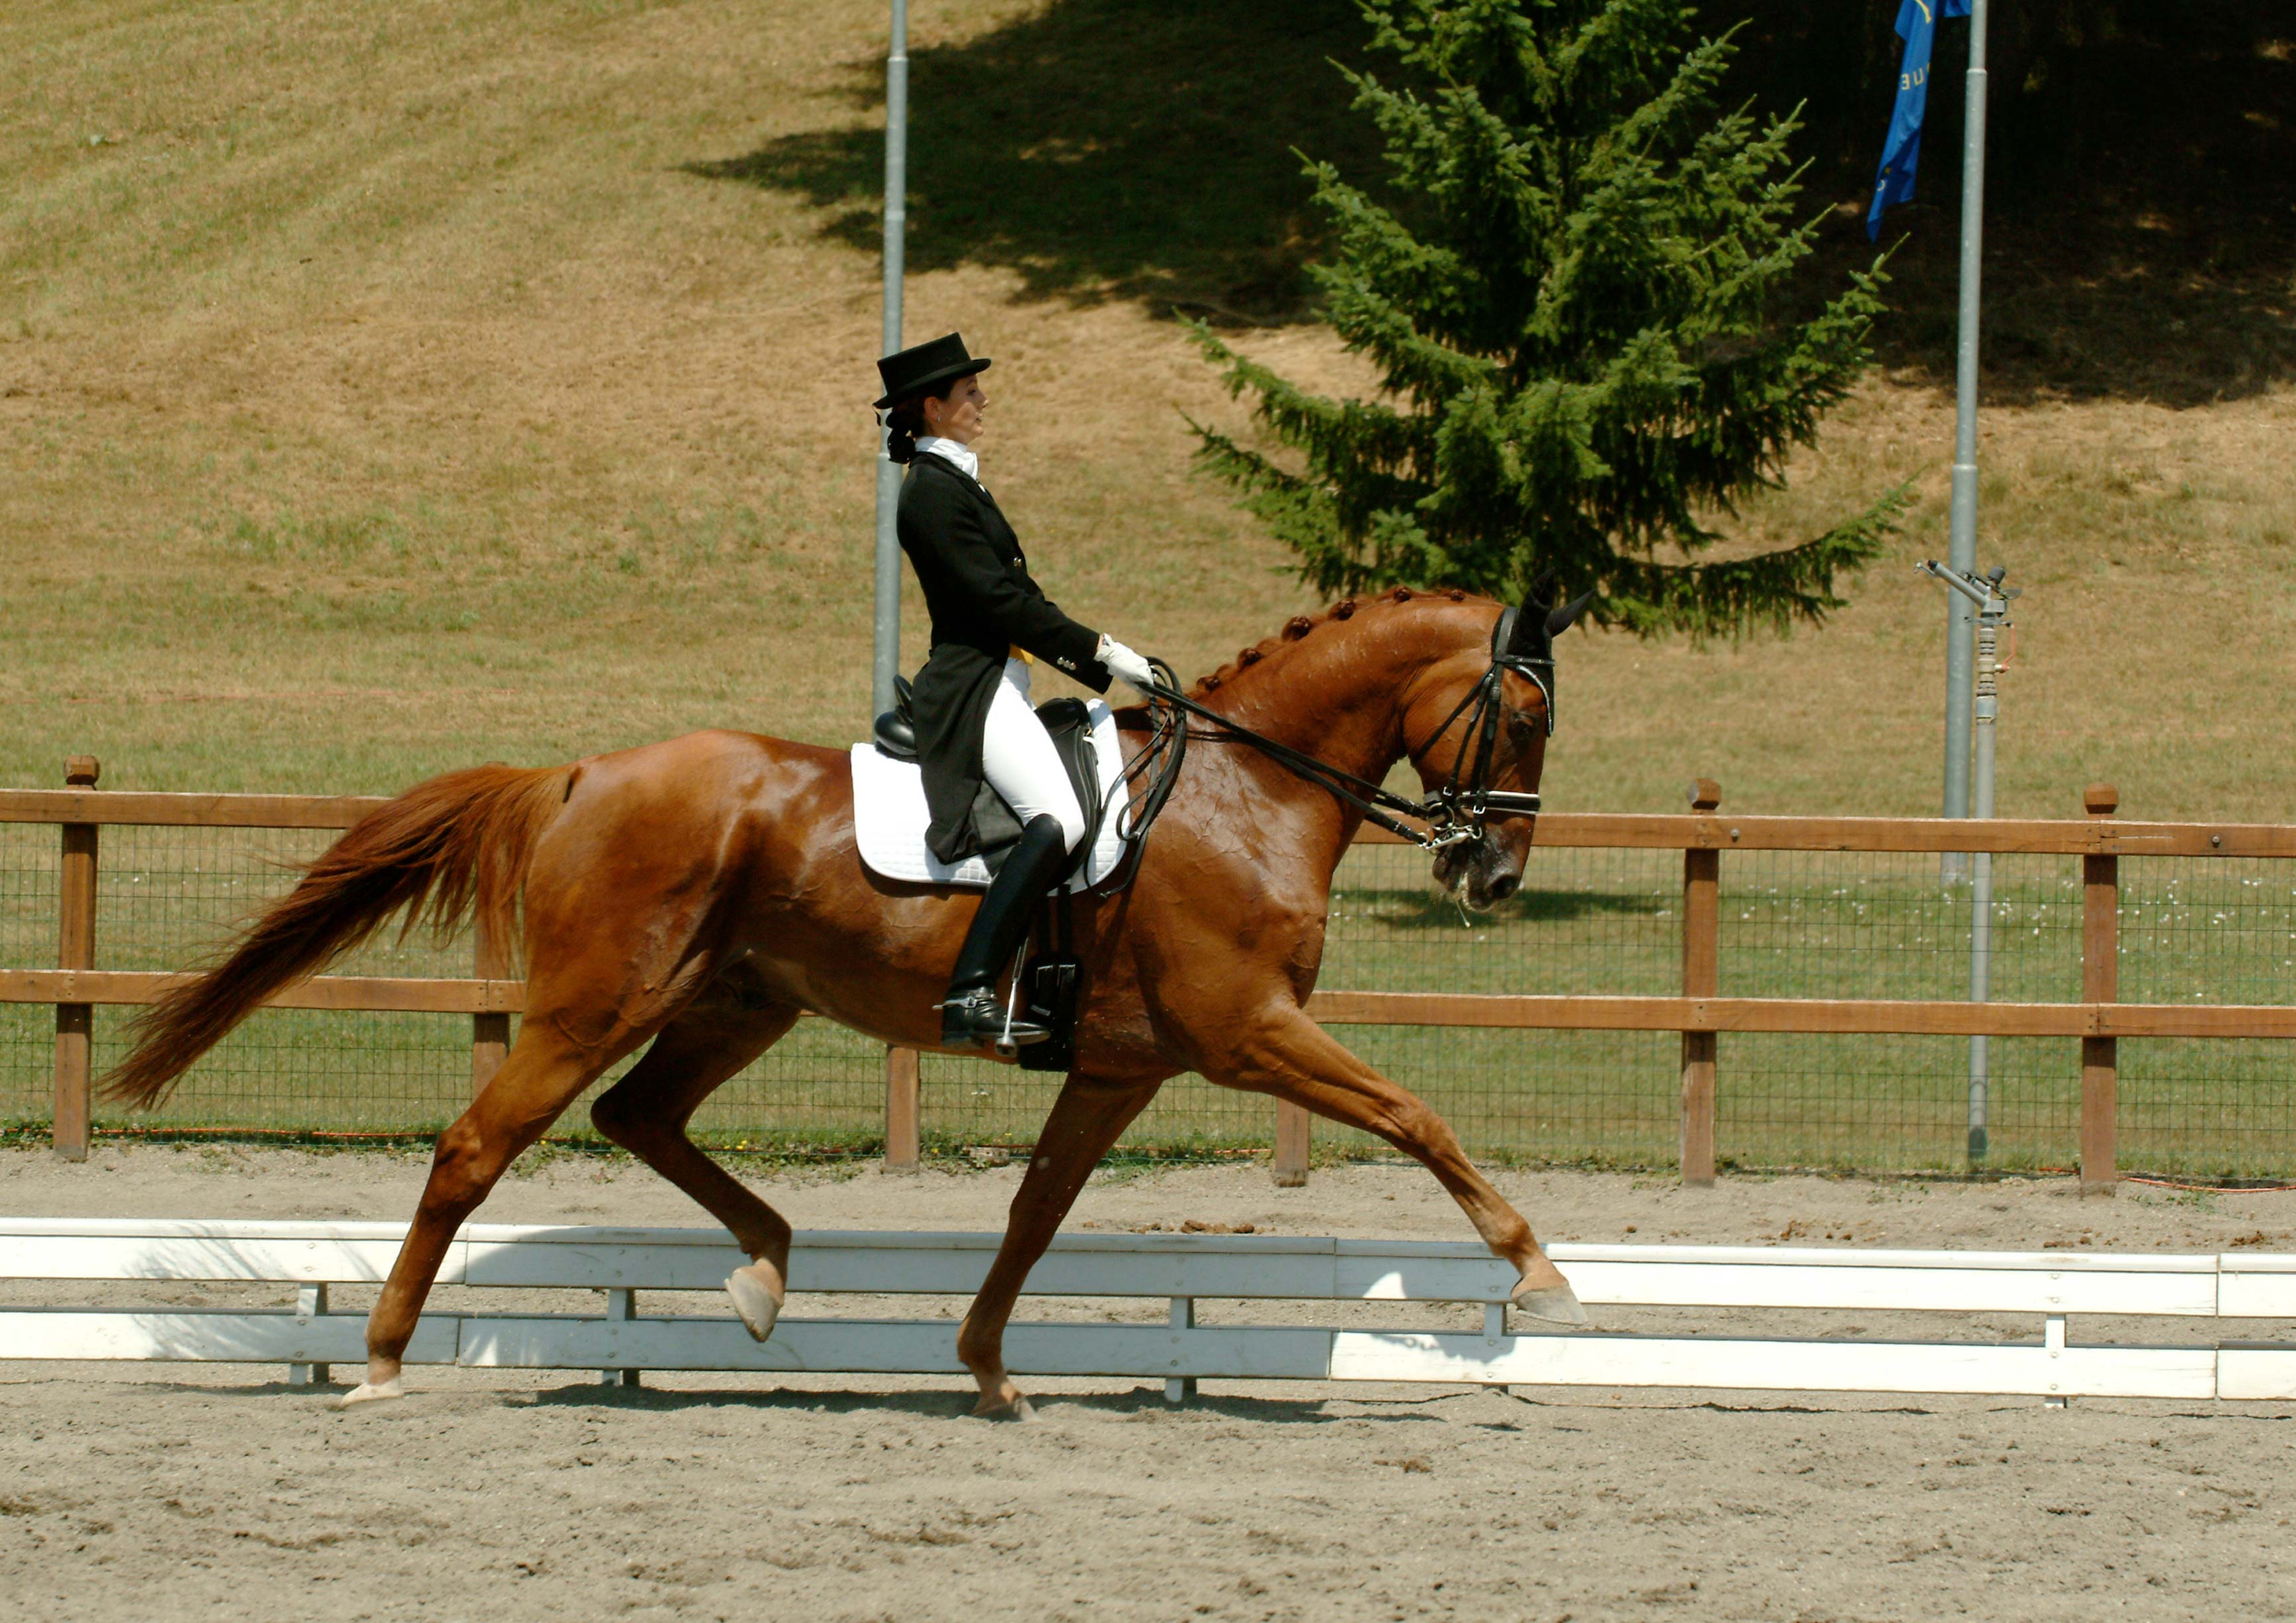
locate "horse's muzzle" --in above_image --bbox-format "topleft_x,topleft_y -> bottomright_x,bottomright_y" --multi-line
1434,835 -> 1523,912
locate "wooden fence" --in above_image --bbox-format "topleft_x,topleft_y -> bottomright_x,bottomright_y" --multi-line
5,760 -> 2295,1186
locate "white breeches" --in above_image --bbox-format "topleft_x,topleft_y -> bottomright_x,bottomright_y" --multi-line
982,657 -> 1087,852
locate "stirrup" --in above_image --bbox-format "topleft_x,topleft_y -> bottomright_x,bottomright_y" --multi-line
940,987 -> 1050,1054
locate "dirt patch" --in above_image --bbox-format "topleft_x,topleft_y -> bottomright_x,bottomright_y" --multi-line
3,1147 -> 2293,1620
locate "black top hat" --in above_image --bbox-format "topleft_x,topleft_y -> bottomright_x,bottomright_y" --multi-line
874,332 -> 992,410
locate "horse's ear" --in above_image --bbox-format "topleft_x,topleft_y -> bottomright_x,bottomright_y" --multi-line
1528,568 -> 1559,611
1544,589 -> 1596,638
1504,600 -> 1546,660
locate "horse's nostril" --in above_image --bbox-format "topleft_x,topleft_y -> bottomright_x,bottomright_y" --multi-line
1487,874 -> 1518,902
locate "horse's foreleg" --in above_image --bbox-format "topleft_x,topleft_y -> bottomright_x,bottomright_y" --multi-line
589,987 -> 802,1339
1216,1005 -> 1583,1325
342,1027 -> 619,1406
957,1071 -> 1160,1418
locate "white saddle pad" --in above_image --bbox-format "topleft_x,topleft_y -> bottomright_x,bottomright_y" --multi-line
850,701 -> 1131,890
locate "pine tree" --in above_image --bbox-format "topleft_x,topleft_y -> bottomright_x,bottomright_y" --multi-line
1191,0 -> 1906,637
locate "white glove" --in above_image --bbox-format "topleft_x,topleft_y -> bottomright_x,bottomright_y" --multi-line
1097,634 -> 1156,693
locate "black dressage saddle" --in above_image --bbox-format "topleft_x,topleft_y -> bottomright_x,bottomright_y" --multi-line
873,676 -> 1105,876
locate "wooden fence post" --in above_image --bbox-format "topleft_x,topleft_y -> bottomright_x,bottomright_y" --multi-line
1272,1100 -> 1311,1188
52,757 -> 100,1162
1679,778 -> 1722,1187
2080,783 -> 2120,1196
884,1046 -> 920,1170
471,906 -> 510,1095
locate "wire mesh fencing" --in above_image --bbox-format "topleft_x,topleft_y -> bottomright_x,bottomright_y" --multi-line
0,821 -> 58,1126
2118,857 -> 2296,1178
1307,841 -> 1682,1161
3,814 -> 2292,1175
1712,851 -> 2084,1172
1,823 -> 474,1135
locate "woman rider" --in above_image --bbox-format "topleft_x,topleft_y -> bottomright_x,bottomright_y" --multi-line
874,333 -> 1158,1052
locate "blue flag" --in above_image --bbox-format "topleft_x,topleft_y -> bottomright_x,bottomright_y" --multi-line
1867,0 -> 1970,241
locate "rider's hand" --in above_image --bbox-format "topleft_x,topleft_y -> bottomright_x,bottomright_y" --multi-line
1096,634 -> 1157,694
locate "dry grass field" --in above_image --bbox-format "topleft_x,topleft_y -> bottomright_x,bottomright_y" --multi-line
3,0 -> 2292,823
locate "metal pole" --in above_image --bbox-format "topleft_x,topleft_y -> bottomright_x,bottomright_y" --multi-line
1939,0 -> 1990,880
870,0 -> 910,718
1966,606 -> 1998,1164
1917,558 -> 2019,1168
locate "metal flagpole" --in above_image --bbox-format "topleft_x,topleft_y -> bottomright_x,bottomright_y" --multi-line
871,0 -> 910,718
1939,0 -> 1990,880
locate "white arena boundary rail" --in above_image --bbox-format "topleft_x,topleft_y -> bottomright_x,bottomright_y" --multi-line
5,1221 -> 2293,1405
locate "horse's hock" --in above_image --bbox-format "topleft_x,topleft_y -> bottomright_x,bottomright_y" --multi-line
3,763 -> 2296,1179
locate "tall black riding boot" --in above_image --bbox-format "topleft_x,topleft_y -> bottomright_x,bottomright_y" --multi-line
941,814 -> 1069,1053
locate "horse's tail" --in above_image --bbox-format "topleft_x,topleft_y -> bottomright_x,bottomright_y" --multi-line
101,763 -> 570,1111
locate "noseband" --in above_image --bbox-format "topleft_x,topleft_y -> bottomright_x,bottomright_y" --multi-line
1129,606 -> 1553,857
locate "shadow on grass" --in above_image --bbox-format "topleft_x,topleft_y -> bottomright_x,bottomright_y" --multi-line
1811,206 -> 2296,411
1778,0 -> 2295,408
1336,886 -> 1667,932
694,0 -> 2292,404
685,0 -> 1379,322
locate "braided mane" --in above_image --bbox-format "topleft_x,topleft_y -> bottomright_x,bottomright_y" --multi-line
1185,585 -> 1474,697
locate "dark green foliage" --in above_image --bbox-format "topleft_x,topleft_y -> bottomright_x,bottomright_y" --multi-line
1191,0 -> 1907,637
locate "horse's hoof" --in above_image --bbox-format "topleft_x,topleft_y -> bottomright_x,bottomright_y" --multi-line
725,1264 -> 784,1342
337,1378 -> 403,1409
973,1394 -> 1037,1422
1510,1282 -> 1589,1327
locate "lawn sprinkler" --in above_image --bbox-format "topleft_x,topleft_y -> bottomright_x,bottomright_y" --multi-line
1919,560 -> 2021,1166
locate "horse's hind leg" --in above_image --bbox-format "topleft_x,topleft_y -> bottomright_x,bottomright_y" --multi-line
589,975 -> 803,1339
1211,1004 -> 1585,1325
343,1022 -> 623,1404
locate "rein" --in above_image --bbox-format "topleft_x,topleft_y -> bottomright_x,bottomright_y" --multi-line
1117,609 -> 1551,857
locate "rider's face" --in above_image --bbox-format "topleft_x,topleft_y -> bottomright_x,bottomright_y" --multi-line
923,374 -> 988,444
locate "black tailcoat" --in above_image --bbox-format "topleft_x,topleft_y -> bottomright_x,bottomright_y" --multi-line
898,450 -> 1111,863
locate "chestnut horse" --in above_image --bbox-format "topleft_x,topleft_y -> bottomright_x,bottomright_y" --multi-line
103,586 -> 1587,1417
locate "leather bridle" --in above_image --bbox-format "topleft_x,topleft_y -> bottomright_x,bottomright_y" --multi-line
1125,603 -> 1559,857
1402,604 -> 1552,850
